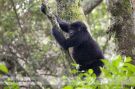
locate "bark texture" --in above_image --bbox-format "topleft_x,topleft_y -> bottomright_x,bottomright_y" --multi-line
55,0 -> 88,72
83,0 -> 103,14
107,0 -> 135,64
56,0 -> 86,22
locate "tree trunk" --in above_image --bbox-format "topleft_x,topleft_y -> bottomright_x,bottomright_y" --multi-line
55,0 -> 89,67
56,0 -> 86,22
131,0 -> 135,64
107,0 -> 135,64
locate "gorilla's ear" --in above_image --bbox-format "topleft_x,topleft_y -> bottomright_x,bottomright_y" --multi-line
55,16 -> 69,33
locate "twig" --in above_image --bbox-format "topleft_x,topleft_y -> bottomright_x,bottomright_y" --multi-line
10,0 -> 25,34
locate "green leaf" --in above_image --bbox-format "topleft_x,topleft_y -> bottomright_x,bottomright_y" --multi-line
101,59 -> 110,65
124,63 -> 135,72
63,86 -> 73,89
71,69 -> 78,74
71,63 -> 79,69
101,67 -> 112,77
4,82 -> 19,89
124,57 -> 132,63
115,55 -> 122,61
113,57 -> 121,66
0,64 -> 8,74
88,69 -> 93,74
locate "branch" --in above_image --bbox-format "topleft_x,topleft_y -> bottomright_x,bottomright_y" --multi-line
10,0 -> 28,45
41,2 -> 75,75
10,0 -> 24,33
83,0 -> 103,15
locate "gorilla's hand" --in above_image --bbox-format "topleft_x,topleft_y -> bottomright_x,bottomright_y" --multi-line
41,4 -> 47,14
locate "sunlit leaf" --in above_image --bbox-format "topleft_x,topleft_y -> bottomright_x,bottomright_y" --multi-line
63,86 -> 73,89
124,57 -> 132,63
0,64 -> 8,74
88,69 -> 93,74
124,63 -> 135,72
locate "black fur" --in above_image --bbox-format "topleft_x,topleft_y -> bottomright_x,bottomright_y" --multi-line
41,5 -> 104,76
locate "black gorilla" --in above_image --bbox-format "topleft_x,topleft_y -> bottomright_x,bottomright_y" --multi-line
41,5 -> 104,76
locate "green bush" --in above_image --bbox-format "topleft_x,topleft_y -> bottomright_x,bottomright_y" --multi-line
0,63 -> 19,89
63,55 -> 135,89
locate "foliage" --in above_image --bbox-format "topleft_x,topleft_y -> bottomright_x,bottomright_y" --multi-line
63,55 -> 135,89
4,79 -> 20,89
0,63 -> 8,74
0,64 -> 19,89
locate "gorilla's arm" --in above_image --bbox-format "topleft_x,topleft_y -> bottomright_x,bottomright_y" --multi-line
41,4 -> 69,33
55,16 -> 69,33
52,27 -> 84,50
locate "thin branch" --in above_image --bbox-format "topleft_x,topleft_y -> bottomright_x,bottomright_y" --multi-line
83,0 -> 103,15
10,0 -> 28,46
10,0 -> 24,33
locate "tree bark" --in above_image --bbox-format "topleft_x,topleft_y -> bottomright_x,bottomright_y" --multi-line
83,0 -> 103,15
56,0 -> 86,22
107,0 -> 135,64
55,0 -> 92,69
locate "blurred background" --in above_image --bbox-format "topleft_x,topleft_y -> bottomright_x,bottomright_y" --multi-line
0,0 -> 118,88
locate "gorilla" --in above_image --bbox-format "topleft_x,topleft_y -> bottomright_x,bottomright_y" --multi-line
41,4 -> 104,76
